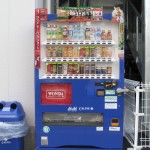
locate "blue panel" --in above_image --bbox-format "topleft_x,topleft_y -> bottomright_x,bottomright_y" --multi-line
103,14 -> 112,20
35,59 -> 125,149
0,138 -> 24,150
47,14 -> 57,21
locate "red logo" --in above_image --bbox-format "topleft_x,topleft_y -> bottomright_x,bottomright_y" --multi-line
46,90 -> 66,99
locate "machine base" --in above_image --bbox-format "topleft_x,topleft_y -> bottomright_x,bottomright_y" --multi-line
36,148 -> 122,150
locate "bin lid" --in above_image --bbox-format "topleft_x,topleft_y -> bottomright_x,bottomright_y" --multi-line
0,101 -> 25,122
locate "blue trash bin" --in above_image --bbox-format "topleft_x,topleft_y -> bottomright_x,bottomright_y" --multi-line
0,101 -> 28,150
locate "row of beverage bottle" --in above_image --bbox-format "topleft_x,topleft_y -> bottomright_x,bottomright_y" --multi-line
46,46 -> 112,58
46,63 -> 112,75
46,24 -> 112,41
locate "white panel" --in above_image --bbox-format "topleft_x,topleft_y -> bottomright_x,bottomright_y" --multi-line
144,0 -> 150,132
0,0 -> 9,99
8,0 -> 35,125
145,0 -> 150,83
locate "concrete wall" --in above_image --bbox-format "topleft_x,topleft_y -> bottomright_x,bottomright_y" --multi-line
0,0 -> 35,126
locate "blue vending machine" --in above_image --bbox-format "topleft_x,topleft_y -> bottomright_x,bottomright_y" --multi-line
35,5 -> 125,150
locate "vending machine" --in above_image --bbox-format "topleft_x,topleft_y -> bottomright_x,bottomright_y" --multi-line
35,5 -> 125,150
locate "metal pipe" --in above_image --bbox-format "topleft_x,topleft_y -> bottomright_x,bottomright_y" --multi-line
126,0 -> 129,30
136,16 -> 139,53
43,0 -> 56,14
134,86 -> 140,148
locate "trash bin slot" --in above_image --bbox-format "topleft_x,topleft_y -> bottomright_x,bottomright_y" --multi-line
0,103 -> 4,110
10,103 -> 17,110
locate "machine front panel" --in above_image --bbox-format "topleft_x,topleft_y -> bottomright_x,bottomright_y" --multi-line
35,5 -> 125,150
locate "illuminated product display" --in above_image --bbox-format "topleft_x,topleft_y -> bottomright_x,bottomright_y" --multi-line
35,6 -> 125,150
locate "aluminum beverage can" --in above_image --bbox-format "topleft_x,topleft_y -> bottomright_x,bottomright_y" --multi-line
46,46 -> 51,58
85,47 -> 90,57
79,64 -> 84,74
96,47 -> 101,58
85,64 -> 90,74
91,64 -> 96,74
90,47 -> 95,57
73,63 -> 79,74
52,63 -> 57,74
57,47 -> 62,57
46,63 -> 52,74
62,63 -> 68,74
73,48 -> 79,57
96,66 -> 101,74
51,47 -> 57,57
79,47 -> 85,58
107,67 -> 112,74
68,47 -> 73,57
68,63 -> 73,74
101,67 -> 107,74
107,47 -> 112,57
62,47 -> 68,57
101,47 -> 107,57
57,63 -> 62,74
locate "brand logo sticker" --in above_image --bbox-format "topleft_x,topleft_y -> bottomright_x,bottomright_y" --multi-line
43,126 -> 50,133
105,96 -> 117,102
46,90 -> 66,99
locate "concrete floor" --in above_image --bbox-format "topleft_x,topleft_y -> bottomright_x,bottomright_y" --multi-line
24,126 -> 35,150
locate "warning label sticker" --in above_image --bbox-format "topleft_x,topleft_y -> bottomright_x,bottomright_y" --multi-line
105,96 -> 117,102
105,103 -> 117,109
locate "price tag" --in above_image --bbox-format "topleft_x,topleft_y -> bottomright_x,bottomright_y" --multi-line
86,22 -> 91,26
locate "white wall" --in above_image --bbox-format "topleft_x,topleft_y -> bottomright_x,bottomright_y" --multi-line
0,0 -> 35,126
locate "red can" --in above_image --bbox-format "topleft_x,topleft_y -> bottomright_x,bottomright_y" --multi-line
68,63 -> 73,74
46,63 -> 52,74
79,47 -> 85,58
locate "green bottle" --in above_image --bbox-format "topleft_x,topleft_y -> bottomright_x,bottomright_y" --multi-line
47,25 -> 51,40
57,26 -> 62,40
